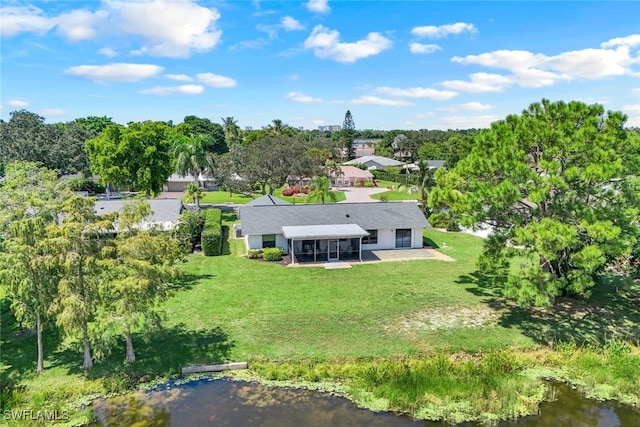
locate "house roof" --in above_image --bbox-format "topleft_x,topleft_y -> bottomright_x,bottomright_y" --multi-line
344,156 -> 404,168
94,198 -> 183,229
335,166 -> 374,179
241,201 -> 429,236
282,224 -> 368,240
404,160 -> 446,171
166,173 -> 212,183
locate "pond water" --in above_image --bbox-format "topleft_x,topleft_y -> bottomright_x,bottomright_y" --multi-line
90,378 -> 640,427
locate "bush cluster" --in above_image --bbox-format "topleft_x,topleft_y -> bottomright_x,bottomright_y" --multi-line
175,210 -> 206,252
247,249 -> 264,259
201,208 -> 222,256
282,186 -> 309,196
263,247 -> 283,261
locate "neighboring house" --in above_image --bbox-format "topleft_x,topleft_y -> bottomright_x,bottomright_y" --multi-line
343,155 -> 404,170
403,159 -> 446,172
94,198 -> 184,230
164,173 -> 217,192
240,199 -> 429,264
331,166 -> 374,187
352,138 -> 380,158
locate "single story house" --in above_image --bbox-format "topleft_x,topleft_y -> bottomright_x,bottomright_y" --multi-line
240,199 -> 429,264
343,155 -> 404,170
94,198 -> 184,231
403,159 -> 446,172
164,173 -> 216,192
331,166 -> 374,187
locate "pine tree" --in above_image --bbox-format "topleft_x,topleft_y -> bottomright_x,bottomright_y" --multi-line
341,111 -> 356,160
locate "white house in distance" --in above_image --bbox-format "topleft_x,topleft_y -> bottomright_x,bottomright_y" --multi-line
239,198 -> 429,264
164,173 -> 216,192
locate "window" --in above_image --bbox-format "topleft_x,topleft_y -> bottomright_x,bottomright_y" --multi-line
395,229 -> 411,248
362,229 -> 378,244
262,234 -> 276,248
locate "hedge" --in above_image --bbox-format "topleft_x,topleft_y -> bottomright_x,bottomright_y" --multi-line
202,208 -> 222,256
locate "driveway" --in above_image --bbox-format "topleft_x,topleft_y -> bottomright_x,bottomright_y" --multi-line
337,186 -> 388,203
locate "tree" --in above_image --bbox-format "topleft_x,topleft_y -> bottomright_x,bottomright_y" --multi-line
340,111 -> 356,160
307,175 -> 337,204
400,160 -> 435,216
0,110 -> 91,175
104,201 -> 182,363
85,121 -> 174,196
221,116 -> 241,146
48,195 -> 116,370
230,135 -> 322,195
172,133 -> 213,188
184,182 -> 204,210
0,162 -> 69,373
431,99 -> 640,306
74,116 -> 116,138
182,116 -> 227,154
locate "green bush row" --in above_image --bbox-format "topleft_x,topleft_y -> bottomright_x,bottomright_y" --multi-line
247,249 -> 264,259
263,247 -> 283,261
202,208 -> 222,256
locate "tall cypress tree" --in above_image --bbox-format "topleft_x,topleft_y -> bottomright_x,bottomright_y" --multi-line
341,110 -> 356,161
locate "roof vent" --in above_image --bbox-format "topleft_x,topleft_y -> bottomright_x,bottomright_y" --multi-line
346,214 -> 350,217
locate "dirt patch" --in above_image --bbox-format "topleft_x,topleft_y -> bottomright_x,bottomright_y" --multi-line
387,306 -> 501,338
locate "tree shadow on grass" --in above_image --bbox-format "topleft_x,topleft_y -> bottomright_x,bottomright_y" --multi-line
423,236 -> 440,249
456,271 -> 640,346
87,323 -> 235,381
221,226 -> 231,256
168,273 -> 215,293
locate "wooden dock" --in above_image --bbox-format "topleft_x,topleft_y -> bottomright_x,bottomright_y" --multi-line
181,362 -> 248,374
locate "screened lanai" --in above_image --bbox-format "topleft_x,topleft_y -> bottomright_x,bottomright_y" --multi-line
282,224 -> 369,265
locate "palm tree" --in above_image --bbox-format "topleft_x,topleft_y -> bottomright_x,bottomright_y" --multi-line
307,175 -> 337,204
221,116 -> 241,146
184,182 -> 204,211
172,134 -> 213,188
400,160 -> 435,216
269,119 -> 285,135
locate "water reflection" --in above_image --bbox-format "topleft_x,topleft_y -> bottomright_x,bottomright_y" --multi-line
90,379 -> 640,427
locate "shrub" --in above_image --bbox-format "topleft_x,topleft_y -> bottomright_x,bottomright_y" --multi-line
202,208 -> 222,256
263,247 -> 283,261
291,186 -> 300,194
301,186 -> 309,194
175,210 -> 206,252
355,181 -> 364,187
247,249 -> 264,259
282,188 -> 295,197
363,181 -> 374,187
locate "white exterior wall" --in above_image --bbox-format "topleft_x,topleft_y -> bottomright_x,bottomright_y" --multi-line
245,234 -> 289,254
412,228 -> 423,248
361,228 -> 424,250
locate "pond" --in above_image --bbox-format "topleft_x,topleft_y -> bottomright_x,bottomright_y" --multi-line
90,378 -> 640,427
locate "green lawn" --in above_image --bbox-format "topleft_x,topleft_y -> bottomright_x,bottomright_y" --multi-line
196,189 -> 346,205
370,180 -> 420,201
3,219 -> 640,425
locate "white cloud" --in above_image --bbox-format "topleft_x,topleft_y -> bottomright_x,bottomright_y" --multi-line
117,0 -> 222,58
0,5 -> 55,37
435,115 -> 499,130
7,100 -> 29,108
621,104 -> 640,127
165,74 -> 193,82
281,16 -> 305,31
65,63 -> 163,83
451,40 -> 640,89
409,43 -> 441,54
374,86 -> 457,100
196,73 -> 237,88
411,22 -> 477,39
460,102 -> 492,111
286,91 -> 324,103
351,96 -> 413,107
139,84 -> 204,95
229,39 -> 269,51
56,9 -> 107,41
632,88 -> 640,95
306,0 -> 330,14
601,34 -> 640,48
441,72 -> 514,93
98,47 -> 118,58
38,108 -> 68,117
304,25 -> 392,63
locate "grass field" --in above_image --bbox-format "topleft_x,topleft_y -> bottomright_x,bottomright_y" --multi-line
370,180 -> 420,201
197,189 -> 346,205
3,217 -> 640,425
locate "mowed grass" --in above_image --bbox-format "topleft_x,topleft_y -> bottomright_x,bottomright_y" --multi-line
370,181 -> 420,201
196,189 -> 347,205
160,229 -> 534,361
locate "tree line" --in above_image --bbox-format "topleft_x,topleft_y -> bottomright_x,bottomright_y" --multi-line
0,162 -> 184,371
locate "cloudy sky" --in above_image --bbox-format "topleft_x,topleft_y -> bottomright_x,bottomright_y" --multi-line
1,0 -> 639,130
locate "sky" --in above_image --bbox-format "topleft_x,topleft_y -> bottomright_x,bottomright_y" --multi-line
1,0 -> 639,131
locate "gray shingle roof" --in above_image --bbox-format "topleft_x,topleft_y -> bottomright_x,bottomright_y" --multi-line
95,198 -> 183,224
344,156 -> 404,167
245,194 -> 292,206
241,201 -> 429,236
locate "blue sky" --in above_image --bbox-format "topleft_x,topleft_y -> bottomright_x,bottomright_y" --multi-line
1,1 -> 639,130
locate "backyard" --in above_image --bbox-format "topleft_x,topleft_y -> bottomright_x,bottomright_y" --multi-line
2,222 -> 640,425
